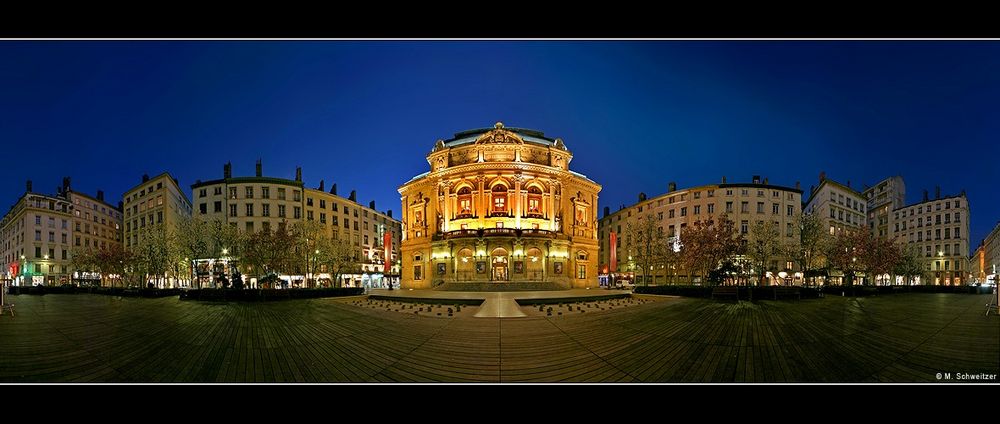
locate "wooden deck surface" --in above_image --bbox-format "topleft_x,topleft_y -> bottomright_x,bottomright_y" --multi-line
0,293 -> 996,382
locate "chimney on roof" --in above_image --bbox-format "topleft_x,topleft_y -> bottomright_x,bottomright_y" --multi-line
295,167 -> 302,182
349,190 -> 357,202
369,200 -> 375,210
668,182 -> 676,192
63,177 -> 71,193
810,185 -> 815,194
142,174 -> 150,183
318,180 -> 325,191
97,190 -> 104,201
763,177 -> 769,185
604,206 -> 610,218
752,175 -> 761,184
26,179 -> 34,192
847,180 -> 851,188
224,162 -> 232,179
721,176 -> 727,184
819,171 -> 826,182
387,210 -> 393,218
923,189 -> 929,202
960,189 -> 966,197
256,159 -> 262,177
935,186 -> 941,199
330,183 -> 337,195
795,181 -> 801,190
638,192 -> 647,202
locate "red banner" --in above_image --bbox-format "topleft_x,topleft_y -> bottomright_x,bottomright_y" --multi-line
384,231 -> 392,272
610,231 -> 617,272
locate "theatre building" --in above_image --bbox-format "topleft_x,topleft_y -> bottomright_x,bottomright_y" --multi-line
398,123 -> 601,290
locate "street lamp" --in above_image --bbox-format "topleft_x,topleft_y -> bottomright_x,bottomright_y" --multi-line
18,254 -> 25,286
313,249 -> 320,288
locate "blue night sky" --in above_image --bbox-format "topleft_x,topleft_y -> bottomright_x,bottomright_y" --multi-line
1,41 -> 998,245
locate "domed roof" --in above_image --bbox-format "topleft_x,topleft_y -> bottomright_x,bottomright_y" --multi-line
439,122 -> 566,149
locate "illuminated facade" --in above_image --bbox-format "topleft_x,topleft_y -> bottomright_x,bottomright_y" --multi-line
598,176 -> 803,285
191,161 -> 401,287
123,172 -> 193,251
864,176 -> 905,238
1,178 -> 122,286
890,190 -> 970,285
803,172 -> 867,236
398,122 -> 601,289
122,172 -> 193,287
971,221 -> 999,284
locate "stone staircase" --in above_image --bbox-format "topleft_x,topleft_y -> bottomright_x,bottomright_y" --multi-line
433,281 -> 569,292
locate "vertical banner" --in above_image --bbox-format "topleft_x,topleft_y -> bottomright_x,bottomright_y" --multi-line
384,231 -> 392,272
610,231 -> 617,272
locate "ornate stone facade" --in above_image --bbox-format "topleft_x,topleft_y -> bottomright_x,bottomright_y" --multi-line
399,123 -> 601,289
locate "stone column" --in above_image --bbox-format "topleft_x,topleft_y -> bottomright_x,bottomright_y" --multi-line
542,242 -> 549,282
549,180 -> 557,232
477,175 -> 487,229
513,175 -> 523,229
441,181 -> 451,233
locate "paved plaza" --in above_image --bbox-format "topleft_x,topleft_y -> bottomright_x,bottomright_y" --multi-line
0,293 -> 996,382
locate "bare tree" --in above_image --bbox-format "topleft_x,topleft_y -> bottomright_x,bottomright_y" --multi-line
825,230 -> 866,286
135,225 -> 178,288
857,234 -> 903,286
176,216 -> 211,288
316,236 -> 358,288
746,220 -> 781,287
679,214 -> 740,285
893,244 -> 924,285
242,222 -> 296,288
624,214 -> 668,286
787,212 -> 828,286
292,221 -> 326,288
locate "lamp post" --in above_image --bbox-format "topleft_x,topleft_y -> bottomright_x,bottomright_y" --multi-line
220,248 -> 229,289
313,249 -> 320,288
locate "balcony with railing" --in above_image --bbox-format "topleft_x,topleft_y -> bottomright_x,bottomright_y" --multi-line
434,227 -> 558,240
483,228 -> 518,237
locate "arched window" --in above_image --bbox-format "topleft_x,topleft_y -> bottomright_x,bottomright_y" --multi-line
527,186 -> 543,217
492,185 -> 507,216
457,187 -> 473,218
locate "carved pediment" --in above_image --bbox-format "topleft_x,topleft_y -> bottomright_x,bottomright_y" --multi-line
475,122 -> 524,145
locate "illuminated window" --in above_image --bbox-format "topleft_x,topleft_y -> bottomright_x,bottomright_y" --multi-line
458,187 -> 473,216
492,185 -> 507,213
527,186 -> 542,215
